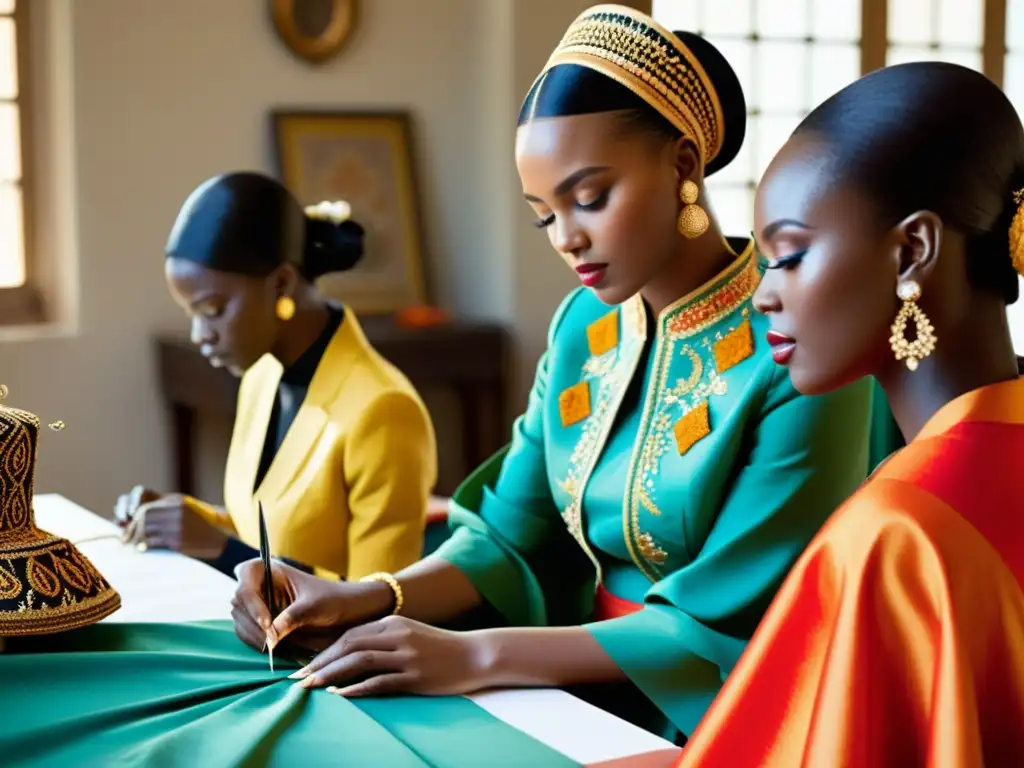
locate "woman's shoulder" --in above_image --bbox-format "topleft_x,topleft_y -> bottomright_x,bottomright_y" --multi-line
811,469 -> 1014,593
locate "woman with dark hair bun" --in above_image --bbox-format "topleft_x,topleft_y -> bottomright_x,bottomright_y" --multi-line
114,171 -> 439,585
227,7 -> 898,742
678,62 -> 1024,765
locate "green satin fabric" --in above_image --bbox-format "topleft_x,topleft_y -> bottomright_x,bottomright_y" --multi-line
0,621 -> 575,768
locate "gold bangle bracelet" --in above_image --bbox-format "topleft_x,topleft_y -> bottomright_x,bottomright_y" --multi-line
359,572 -> 404,616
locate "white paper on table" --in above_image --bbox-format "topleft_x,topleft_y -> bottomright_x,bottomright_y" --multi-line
33,493 -> 236,623
469,689 -> 682,767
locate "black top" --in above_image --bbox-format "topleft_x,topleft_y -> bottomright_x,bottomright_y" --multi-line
253,304 -> 345,491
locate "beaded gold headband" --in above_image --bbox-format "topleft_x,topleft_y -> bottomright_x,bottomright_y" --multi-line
532,4 -> 725,166
1009,189 -> 1024,277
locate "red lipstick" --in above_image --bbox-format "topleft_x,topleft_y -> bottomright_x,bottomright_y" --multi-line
766,330 -> 796,365
575,263 -> 608,288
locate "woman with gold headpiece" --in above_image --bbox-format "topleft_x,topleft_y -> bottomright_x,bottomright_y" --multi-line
113,171 -> 440,583
676,62 -> 1024,766
228,6 -> 900,742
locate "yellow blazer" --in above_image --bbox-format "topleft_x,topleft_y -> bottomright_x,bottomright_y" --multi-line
189,306 -> 437,581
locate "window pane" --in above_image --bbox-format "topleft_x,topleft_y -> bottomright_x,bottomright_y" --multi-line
756,0 -> 808,39
712,39 -> 754,105
704,2 -> 753,36
0,101 -> 19,180
707,183 -> 754,236
651,0 -> 699,32
887,45 -> 982,70
811,0 -> 861,42
713,125 -> 753,184
937,0 -> 982,47
0,18 -> 17,100
755,115 -> 801,176
1009,0 -> 1024,49
0,182 -> 24,288
889,0 -> 933,45
1005,52 -> 1024,119
756,42 -> 808,112
809,44 -> 860,105
0,1 -> 13,15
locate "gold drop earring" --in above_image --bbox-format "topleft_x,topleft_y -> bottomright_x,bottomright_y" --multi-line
275,296 -> 296,321
677,180 -> 709,239
889,281 -> 936,371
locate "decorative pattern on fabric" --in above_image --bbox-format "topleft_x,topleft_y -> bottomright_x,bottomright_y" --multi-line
623,250 -> 761,581
558,301 -> 647,582
0,404 -> 120,636
540,5 -> 724,164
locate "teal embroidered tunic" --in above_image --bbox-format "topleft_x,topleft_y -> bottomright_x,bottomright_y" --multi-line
435,240 -> 899,739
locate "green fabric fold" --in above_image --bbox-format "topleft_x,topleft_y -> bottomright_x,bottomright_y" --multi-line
0,621 -> 576,768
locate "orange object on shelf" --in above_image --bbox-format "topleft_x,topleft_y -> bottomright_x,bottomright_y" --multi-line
396,305 -> 451,328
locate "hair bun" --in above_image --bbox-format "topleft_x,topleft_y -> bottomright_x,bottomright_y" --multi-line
1009,187 -> 1024,277
302,200 -> 365,278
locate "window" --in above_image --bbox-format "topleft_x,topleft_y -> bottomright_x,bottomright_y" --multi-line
0,0 -> 41,324
651,0 -> 863,236
886,0 -> 985,69
0,0 -> 25,288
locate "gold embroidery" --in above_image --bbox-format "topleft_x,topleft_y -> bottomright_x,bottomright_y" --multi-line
0,563 -> 20,600
637,533 -> 668,565
0,401 -> 121,637
586,311 -> 619,357
623,244 -> 760,580
559,381 -> 592,427
713,318 -> 755,373
539,7 -> 725,165
673,400 -> 711,455
27,557 -> 61,599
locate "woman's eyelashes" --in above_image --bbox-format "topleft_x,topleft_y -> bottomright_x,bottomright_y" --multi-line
533,190 -> 610,228
762,250 -> 808,271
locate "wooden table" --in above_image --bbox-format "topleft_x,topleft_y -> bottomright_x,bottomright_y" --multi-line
155,316 -> 511,497
34,494 -> 682,767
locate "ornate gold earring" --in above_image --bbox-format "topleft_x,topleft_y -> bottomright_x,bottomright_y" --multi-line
275,296 -> 296,322
677,180 -> 709,239
889,281 -> 936,371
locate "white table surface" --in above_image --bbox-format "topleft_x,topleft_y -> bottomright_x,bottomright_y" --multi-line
34,494 -> 681,767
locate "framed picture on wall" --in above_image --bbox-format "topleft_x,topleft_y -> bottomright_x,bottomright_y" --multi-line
270,110 -> 429,314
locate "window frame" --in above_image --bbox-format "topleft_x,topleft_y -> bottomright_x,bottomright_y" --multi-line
0,0 -> 43,325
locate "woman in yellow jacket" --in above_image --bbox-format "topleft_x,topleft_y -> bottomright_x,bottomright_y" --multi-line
115,171 -> 439,581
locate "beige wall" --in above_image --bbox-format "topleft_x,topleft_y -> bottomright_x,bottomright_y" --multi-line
10,0 -> 592,514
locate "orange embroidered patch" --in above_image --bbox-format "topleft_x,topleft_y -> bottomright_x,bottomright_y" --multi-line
586,311 -> 619,357
559,381 -> 592,427
713,319 -> 754,373
673,400 -> 711,455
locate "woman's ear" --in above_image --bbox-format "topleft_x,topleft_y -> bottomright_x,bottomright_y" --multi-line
271,262 -> 301,300
891,210 -> 943,286
669,137 -> 703,186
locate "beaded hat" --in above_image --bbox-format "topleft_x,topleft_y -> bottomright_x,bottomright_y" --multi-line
0,402 -> 120,636
532,4 -> 746,176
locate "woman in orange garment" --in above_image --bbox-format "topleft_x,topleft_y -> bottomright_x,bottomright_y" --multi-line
676,62 -> 1024,766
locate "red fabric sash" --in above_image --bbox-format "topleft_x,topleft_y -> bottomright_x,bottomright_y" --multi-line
594,585 -> 643,621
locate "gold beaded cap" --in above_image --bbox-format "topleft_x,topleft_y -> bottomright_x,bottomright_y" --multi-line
534,4 -> 725,167
1009,188 -> 1024,277
0,402 -> 121,636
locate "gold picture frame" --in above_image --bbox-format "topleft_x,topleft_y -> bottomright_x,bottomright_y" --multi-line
269,0 -> 357,65
271,110 -> 429,314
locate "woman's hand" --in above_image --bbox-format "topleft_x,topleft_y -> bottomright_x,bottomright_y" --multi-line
114,485 -> 226,555
290,616 -> 495,697
231,558 -> 394,652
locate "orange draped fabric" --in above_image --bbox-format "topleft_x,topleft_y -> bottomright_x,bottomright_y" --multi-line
676,378 -> 1024,767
